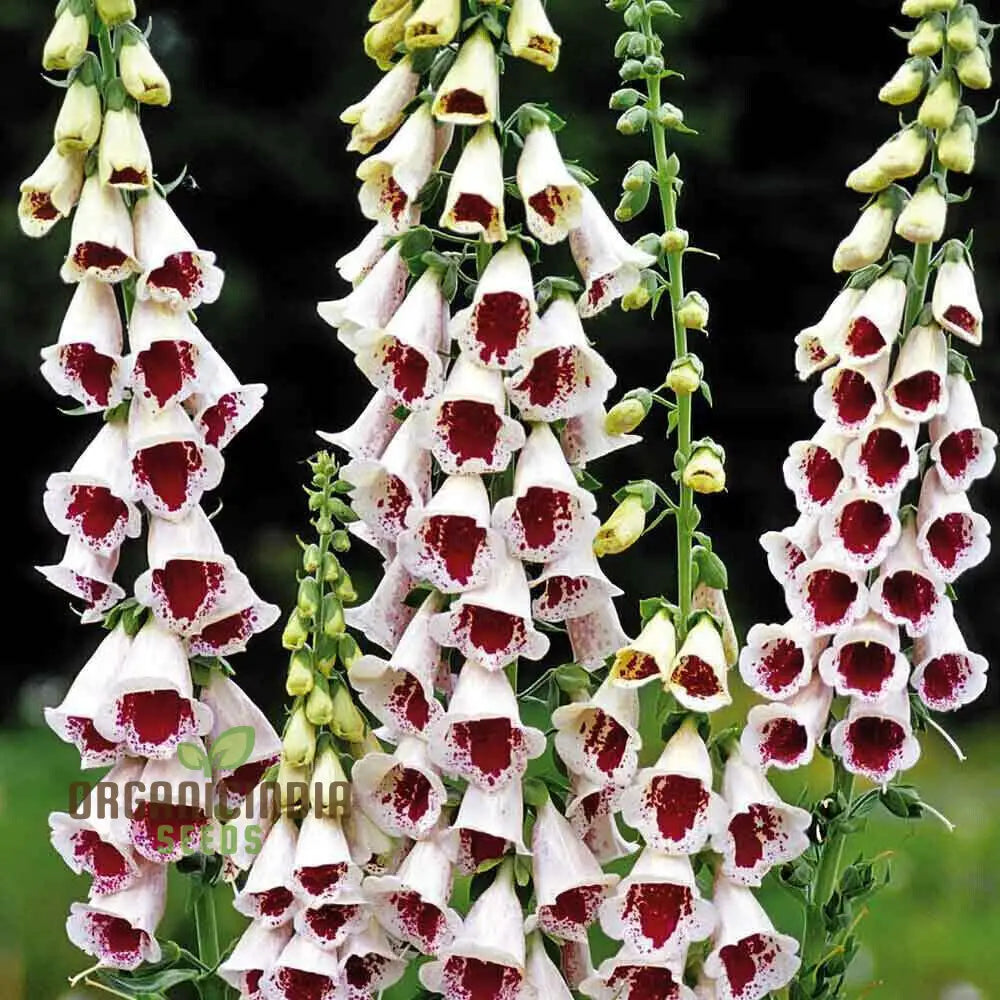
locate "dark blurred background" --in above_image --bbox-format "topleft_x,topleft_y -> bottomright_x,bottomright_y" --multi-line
0,1 -> 996,996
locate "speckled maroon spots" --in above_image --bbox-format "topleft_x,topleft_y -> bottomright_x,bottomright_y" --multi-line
148,251 -> 200,299
838,642 -> 895,696
453,193 -> 496,228
295,863 -> 348,899
528,186 -> 565,226
380,175 -> 409,222
190,609 -> 254,652
344,953 -> 388,992
153,559 -> 225,624
847,716 -> 905,774
304,903 -> 361,944
221,757 -> 275,802
256,887 -> 296,918
422,515 -> 485,585
860,429 -> 908,488
118,690 -> 196,749
130,801 -> 205,857
135,341 -> 197,408
441,90 -> 488,116
607,965 -> 681,1000
66,486 -> 127,544
61,343 -> 115,406
65,716 -> 119,759
893,371 -> 941,413
761,718 -> 809,764
73,829 -> 130,880
647,774 -> 707,843
444,955 -> 522,1000
846,317 -> 885,358
881,571 -> 937,626
76,575 -> 110,606
616,651 -> 659,683
380,767 -> 432,824
838,499 -> 891,556
927,512 -> 972,570
939,429 -> 978,479
382,341 -> 430,403
246,969 -> 263,997
720,933 -> 774,998
375,474 -> 413,535
460,604 -> 520,655
272,967 -> 333,1000
441,400 -> 502,465
200,393 -> 239,448
459,830 -> 507,873
944,305 -> 977,334
514,486 -> 573,552
758,639 -> 805,694
586,275 -> 611,310
390,891 -> 446,950
806,569 -> 858,627
517,347 -> 577,409
387,673 -> 432,731
541,885 -> 606,937
74,242 -> 128,273
452,718 -> 514,778
920,653 -> 966,707
539,575 -> 587,616
804,338 -> 828,365
473,292 -> 529,367
89,913 -> 145,963
804,447 -> 842,504
623,883 -> 692,949
583,710 -> 628,777
832,370 -> 876,425
729,804 -> 779,870
672,655 -> 722,698
28,191 -> 59,220
133,441 -> 203,512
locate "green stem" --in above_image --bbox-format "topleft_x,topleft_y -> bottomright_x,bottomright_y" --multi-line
96,22 -> 115,87
193,882 -> 225,1000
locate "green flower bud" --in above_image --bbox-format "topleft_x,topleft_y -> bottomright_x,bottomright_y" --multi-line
312,743 -> 349,817
946,4 -> 980,51
682,441 -> 726,494
878,57 -> 930,105
321,551 -> 342,584
917,70 -> 959,131
609,88 -> 644,110
314,633 -> 339,674
661,228 -> 689,253
937,108 -> 977,173
908,15 -> 945,56
335,571 -> 358,605
957,46 -> 992,90
42,7 -> 89,71
302,543 -> 322,574
330,683 -> 367,743
623,159 -> 655,192
643,54 -> 665,76
656,102 -> 684,129
594,495 -> 648,557
369,0 -> 410,19
895,175 -> 947,244
622,270 -> 658,312
620,59 -> 644,81
616,186 -> 650,222
96,0 -> 136,27
617,106 -> 649,135
666,353 -> 704,395
282,609 -> 311,650
364,3 -> 413,69
315,515 -> 335,536
297,576 -> 321,619
274,759 -> 310,815
323,594 -> 346,638
605,389 -> 653,434
849,125 -> 928,192
338,634 -> 363,671
306,674 -> 336,726
286,649 -> 315,696
283,707 -> 317,768
330,530 -> 352,552
677,290 -> 710,331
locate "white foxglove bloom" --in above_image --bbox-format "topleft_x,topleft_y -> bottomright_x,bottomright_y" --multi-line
508,0 -> 562,69
506,294 -> 616,421
703,877 -> 801,1000
886,321 -> 949,422
813,356 -> 890,435
759,513 -> 820,592
916,466 -> 990,581
868,519 -> 944,637
529,797 -> 618,942
839,270 -> 908,366
691,584 -> 739,670
441,124 -> 506,242
567,595 -> 633,670
49,757 -> 143,895
492,422 -> 598,562
581,948 -> 693,1000
119,36 -> 172,106
429,548 -> 550,669
817,613 -> 909,701
336,225 -> 388,285
349,593 -> 445,738
895,176 -> 947,243
290,809 -> 362,908
98,107 -> 153,190
740,675 -> 834,771
830,690 -> 921,783
54,78 -> 102,154
930,375 -> 998,492
126,299 -> 206,411
561,405 -> 641,465
355,268 -> 451,409
932,250 -> 983,345
793,286 -> 863,381
561,938 -> 597,991
516,125 -> 583,243
18,146 -> 84,237
415,353 -> 526,474
352,735 -> 447,839
532,541 -> 623,623
787,541 -> 869,636
60,174 -> 139,283
317,242 -> 408,351
217,921 -> 292,998
398,475 -> 504,593
566,773 -> 636,864
127,398 -> 224,520
344,552 -> 418,652
842,409 -> 920,496
818,487 -> 902,570
184,591 -> 280,658
43,6 -> 89,71
911,602 -> 988,711
43,422 -> 141,556
570,186 -> 657,317
36,535 -> 125,623
431,28 -> 499,125
608,609 -> 675,688
344,803 -> 402,876
832,190 -> 904,273
342,56 -> 420,154
336,920 -> 408,998
782,423 -> 850,514
553,677 -> 640,787
66,864 -> 167,971
233,815 -> 300,927
133,192 -> 224,311
342,414 -> 431,541
448,778 -> 529,875
426,658 -> 545,791
365,833 -> 463,954
185,340 -> 267,450
525,932 -> 575,1000
261,933 -> 342,1000
419,863 -> 528,1000
667,614 -> 732,713
599,848 -> 715,957
738,619 -> 822,700
318,388 -> 401,462
294,891 -> 370,953
357,102 -> 440,232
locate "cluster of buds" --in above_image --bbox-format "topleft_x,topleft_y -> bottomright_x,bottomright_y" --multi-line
23,0 -> 279,977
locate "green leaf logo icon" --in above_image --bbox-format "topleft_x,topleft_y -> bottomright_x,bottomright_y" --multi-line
176,740 -> 211,778
209,725 -> 256,773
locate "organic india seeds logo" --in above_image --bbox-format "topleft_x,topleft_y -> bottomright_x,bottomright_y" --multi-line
177,725 -> 256,779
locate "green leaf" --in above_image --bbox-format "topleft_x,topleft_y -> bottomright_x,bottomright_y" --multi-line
209,725 -> 256,772
176,741 -> 210,775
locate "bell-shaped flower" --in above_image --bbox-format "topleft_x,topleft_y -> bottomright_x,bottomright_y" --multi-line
609,609 -> 676,688
318,388 -> 401,462
846,124 -> 928,191
419,862 -> 528,1000
294,887 -> 370,954
96,618 -> 213,759
817,613 -> 909,701
50,757 -> 143,895
447,778 -> 529,875
342,56 -> 420,154
506,293 -> 616,421
553,677 -> 640,787
516,126 -> 583,243
336,225 -> 389,285
43,422 -> 141,556
66,864 -> 167,971
43,6 -> 89,71
712,753 -> 811,886
818,487 -> 902,570
666,614 -> 732,713
911,602 -> 988,711
289,800 -> 361,907
561,937 -> 596,991
759,513 -> 820,592
508,0 -> 562,69
344,552 -> 418,652
218,920 -> 293,999
833,188 -> 906,273
54,77 -> 102,155
703,877 -> 801,1000
886,320 -> 949,422
429,549 -> 549,669
60,174 -> 139,283
18,146 -> 84,238
566,773 -> 636,864
184,590 -> 280,658
564,412 -> 641,475
441,124 -> 506,242
337,920 -> 408,998
127,398 -> 224,520
787,541 -> 869,636
930,374 -> 997,492
599,848 -> 715,957
842,409 -> 920,496
233,814 -> 300,926
98,106 -> 153,191
580,948 -> 693,1000
869,518 -> 945,637
427,658 -> 545,790
839,268 -> 908,366
119,34 -> 172,106
793,285 -> 863,381
365,832 -> 463,954
915,465 -> 990,581
126,299 -> 206,411
317,242 -> 408,352
932,244 -> 982,345
830,690 -> 922,783
36,535 -> 125,623
525,932 -> 575,1000
398,475 -> 504,593
185,340 -> 267,450
567,596 -> 633,670
431,27 -> 499,125
261,933 -> 342,1000
532,541 -> 623,623
738,619 -> 822,701
740,675 -> 834,771
782,423 -> 850,514
813,356 -> 890,435
352,735 -> 447,839
416,354 -> 526,474
570,186 -> 658,317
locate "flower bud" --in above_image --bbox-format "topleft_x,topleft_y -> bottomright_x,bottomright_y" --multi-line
508,0 -> 562,71
312,743 -> 349,816
621,270 -> 656,311
908,15 -> 945,57
305,675 -> 336,726
917,70 -> 959,130
338,634 -> 363,671
120,35 -> 172,106
946,4 -> 980,51
849,125 -> 928,192
609,87 -> 644,110
98,106 -> 153,191
274,759 -> 310,814
302,543 -> 322,574
656,102 -> 684,128
593,494 -> 648,557
96,0 -> 136,25
313,633 -> 339,674
369,0 -> 409,18
330,529 -> 351,552
677,290 -> 709,331
297,576 -> 321,619
283,707 -> 317,768
364,1 -> 413,70
957,46 -> 992,90
878,56 -> 930,105
323,594 -> 346,637
666,353 -> 704,395
43,7 -> 89,71
937,108 -> 977,173
623,159 -> 655,192
404,0 -> 460,49
330,683 -> 367,743
895,175 -> 947,245
605,389 -> 652,434
616,106 -> 649,135
286,650 -> 316,696
321,551 -> 342,584
620,59 -> 644,81
833,185 -> 907,273
334,571 -> 358,605
682,441 -> 726,494
282,609 -> 310,650
54,78 -> 102,154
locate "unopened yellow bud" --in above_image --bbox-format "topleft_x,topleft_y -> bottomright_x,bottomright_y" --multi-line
282,609 -> 310,650
508,0 -> 562,71
677,291 -> 709,331
593,495 -> 647,557
364,2 -> 413,70
908,15 -> 944,57
120,38 -> 172,106
683,443 -> 726,494
43,8 -> 89,71
666,355 -> 703,395
621,281 -> 652,311
661,228 -> 689,253
917,71 -> 959,131
369,0 -> 409,19
404,0 -> 460,49
946,5 -> 980,51
938,115 -> 976,174
957,48 -> 991,90
330,683 -> 367,743
54,79 -> 102,154
283,707 -> 317,768
895,177 -> 947,244
879,57 -> 929,105
274,759 -> 310,815
96,0 -> 136,26
286,650 -> 315,696
605,391 -> 651,435
305,677 -> 336,726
